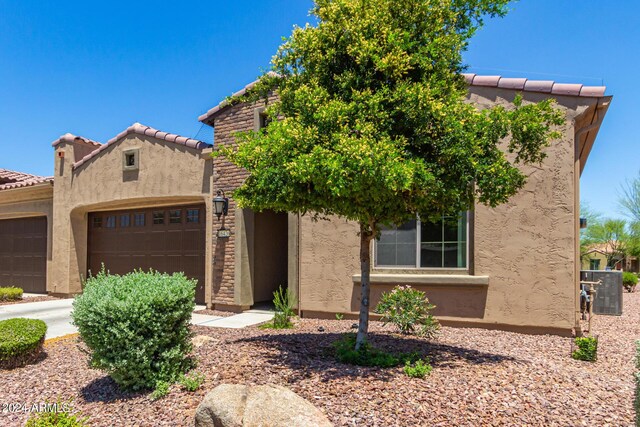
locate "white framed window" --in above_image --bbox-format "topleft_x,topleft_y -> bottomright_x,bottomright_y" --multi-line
375,213 -> 468,269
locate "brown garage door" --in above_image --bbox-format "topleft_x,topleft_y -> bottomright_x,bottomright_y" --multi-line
88,204 -> 206,303
0,216 -> 47,293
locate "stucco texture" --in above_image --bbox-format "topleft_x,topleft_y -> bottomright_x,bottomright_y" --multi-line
50,135 -> 213,296
295,87 -> 602,335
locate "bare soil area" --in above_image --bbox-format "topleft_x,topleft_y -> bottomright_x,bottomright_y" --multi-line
0,294 -> 636,426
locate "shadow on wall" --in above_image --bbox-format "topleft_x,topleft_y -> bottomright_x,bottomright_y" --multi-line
350,284 -> 488,319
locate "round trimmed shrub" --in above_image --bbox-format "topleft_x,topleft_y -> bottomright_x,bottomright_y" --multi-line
0,286 -> 23,301
623,272 -> 638,292
0,318 -> 47,369
71,270 -> 196,391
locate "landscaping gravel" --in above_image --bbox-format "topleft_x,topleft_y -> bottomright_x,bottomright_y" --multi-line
0,295 -> 59,306
0,294 -> 637,426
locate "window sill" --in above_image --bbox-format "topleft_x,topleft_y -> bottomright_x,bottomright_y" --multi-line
352,273 -> 489,286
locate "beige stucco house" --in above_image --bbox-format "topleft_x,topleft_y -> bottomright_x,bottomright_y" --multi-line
0,74 -> 611,336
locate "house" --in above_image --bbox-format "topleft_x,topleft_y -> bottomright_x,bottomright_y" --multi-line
581,243 -> 639,272
0,74 -> 611,336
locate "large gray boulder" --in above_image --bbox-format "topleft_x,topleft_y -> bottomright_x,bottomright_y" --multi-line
194,384 -> 333,427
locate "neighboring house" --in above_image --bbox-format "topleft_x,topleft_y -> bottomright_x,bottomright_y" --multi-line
581,244 -> 639,272
0,74 -> 611,336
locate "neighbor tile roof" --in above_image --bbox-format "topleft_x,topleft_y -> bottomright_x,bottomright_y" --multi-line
0,169 -> 53,191
199,73 -> 608,125
64,123 -> 211,169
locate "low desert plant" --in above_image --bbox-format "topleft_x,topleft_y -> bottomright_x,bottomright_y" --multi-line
0,318 -> 47,369
375,285 -> 440,338
71,270 -> 196,391
572,336 -> 598,362
404,358 -> 433,378
623,272 -> 638,292
335,313 -> 344,321
270,285 -> 296,329
0,286 -> 23,301
150,381 -> 170,400
25,400 -> 89,427
179,372 -> 205,392
332,333 -> 419,368
25,404 -> 89,427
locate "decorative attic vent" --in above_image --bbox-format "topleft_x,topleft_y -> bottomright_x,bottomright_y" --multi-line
123,149 -> 139,171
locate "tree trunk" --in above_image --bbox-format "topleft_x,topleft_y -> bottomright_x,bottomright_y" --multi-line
355,223 -> 373,351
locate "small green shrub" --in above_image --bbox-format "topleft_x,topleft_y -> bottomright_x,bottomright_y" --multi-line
0,286 -> 23,301
572,336 -> 598,362
25,405 -> 89,427
179,372 -> 205,392
150,381 -> 170,400
404,359 -> 433,378
269,285 -> 296,329
623,272 -> 638,292
71,270 -> 196,391
0,318 -> 47,369
332,333 -> 419,368
375,285 -> 440,338
335,313 -> 344,320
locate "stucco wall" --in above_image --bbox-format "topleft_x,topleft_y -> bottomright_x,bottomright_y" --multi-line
51,133 -> 213,295
295,87 -> 600,334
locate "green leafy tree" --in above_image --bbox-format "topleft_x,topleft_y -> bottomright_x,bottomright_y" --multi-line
218,0 -> 564,349
582,218 -> 628,268
579,202 -> 602,263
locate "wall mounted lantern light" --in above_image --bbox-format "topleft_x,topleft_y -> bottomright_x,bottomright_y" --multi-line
580,217 -> 587,229
213,190 -> 229,220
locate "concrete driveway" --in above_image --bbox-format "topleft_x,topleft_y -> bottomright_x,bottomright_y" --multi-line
0,298 -> 76,339
0,299 -> 273,339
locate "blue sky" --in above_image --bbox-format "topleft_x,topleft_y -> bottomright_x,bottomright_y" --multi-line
0,1 -> 635,219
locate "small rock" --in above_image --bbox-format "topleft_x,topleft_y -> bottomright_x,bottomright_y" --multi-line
318,326 -> 325,332
192,335 -> 217,348
351,323 -> 358,329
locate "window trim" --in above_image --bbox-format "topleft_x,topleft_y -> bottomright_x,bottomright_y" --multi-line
373,213 -> 470,271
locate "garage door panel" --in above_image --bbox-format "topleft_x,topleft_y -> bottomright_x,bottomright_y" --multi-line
0,217 -> 47,293
89,205 -> 206,303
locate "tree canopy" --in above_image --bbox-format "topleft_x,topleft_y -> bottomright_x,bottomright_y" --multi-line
218,0 -> 565,349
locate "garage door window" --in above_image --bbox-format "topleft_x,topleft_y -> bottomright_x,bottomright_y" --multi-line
134,213 -> 145,227
186,209 -> 199,223
153,211 -> 165,225
105,216 -> 116,229
120,214 -> 130,228
93,217 -> 102,228
169,210 -> 182,224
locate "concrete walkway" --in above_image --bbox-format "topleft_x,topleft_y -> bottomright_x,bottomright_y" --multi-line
0,299 -> 274,339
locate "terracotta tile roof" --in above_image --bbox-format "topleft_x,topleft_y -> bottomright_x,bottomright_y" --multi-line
462,73 -> 606,98
72,123 -> 212,169
51,133 -> 102,148
0,168 -> 53,191
199,73 -> 608,125
198,72 -> 278,125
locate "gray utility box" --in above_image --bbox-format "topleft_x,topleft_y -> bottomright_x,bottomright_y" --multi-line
580,270 -> 623,316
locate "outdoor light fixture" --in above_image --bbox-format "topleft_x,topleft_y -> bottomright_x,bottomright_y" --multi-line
213,190 -> 228,220
580,217 -> 587,229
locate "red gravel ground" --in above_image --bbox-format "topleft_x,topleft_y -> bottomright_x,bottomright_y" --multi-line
0,294 -> 637,426
0,295 -> 60,306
